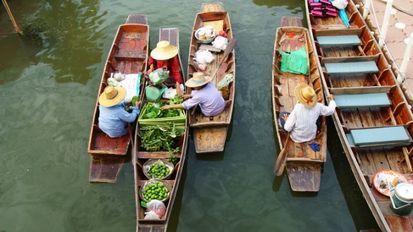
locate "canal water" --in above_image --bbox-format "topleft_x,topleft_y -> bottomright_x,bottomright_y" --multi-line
0,0 -> 378,231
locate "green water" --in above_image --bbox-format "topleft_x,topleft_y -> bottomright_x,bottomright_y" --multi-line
0,0 -> 378,231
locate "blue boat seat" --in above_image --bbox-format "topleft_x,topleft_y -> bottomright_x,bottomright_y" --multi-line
335,93 -> 390,108
317,35 -> 361,47
346,126 -> 412,147
325,61 -> 379,75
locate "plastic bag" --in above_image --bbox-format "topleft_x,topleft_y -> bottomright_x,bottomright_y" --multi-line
195,50 -> 215,64
279,47 -> 309,75
212,36 -> 228,50
144,211 -> 160,220
145,200 -> 166,219
332,0 -> 348,9
145,85 -> 166,102
149,68 -> 169,86
217,74 -> 234,90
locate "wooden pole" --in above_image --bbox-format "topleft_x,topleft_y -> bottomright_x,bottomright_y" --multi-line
379,0 -> 393,47
397,33 -> 413,83
363,0 -> 372,19
2,0 -> 23,35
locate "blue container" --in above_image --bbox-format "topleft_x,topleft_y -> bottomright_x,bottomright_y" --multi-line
390,183 -> 413,216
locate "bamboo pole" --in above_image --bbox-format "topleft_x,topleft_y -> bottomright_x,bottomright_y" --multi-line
379,0 -> 393,47
2,0 -> 23,35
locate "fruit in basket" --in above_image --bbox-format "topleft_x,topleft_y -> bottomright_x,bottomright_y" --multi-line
142,181 -> 169,202
149,162 -> 171,179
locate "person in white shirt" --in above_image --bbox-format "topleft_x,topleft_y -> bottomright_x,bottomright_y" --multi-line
283,83 -> 336,143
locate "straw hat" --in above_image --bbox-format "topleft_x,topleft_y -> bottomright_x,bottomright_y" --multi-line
294,83 -> 317,108
150,41 -> 179,60
99,86 -> 126,107
185,72 -> 211,88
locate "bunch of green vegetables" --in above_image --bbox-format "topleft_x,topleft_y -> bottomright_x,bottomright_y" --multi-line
141,96 -> 183,119
140,123 -> 184,152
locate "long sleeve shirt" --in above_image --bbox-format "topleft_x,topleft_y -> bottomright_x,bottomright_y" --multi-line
98,103 -> 140,138
284,100 -> 336,143
182,83 -> 225,116
148,55 -> 183,84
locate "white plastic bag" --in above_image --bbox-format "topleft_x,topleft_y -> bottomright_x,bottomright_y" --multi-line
144,211 -> 160,220
195,49 -> 215,64
332,0 -> 348,9
212,36 -> 228,50
145,200 -> 166,219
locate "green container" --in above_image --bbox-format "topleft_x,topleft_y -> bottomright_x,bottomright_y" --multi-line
138,102 -> 186,126
390,183 -> 413,215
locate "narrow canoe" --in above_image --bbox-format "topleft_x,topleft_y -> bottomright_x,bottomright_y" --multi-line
133,27 -> 188,232
186,2 -> 236,154
272,16 -> 327,192
306,1 -> 413,231
88,15 -> 149,183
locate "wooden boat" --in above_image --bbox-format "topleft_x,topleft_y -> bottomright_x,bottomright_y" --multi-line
305,0 -> 413,230
272,16 -> 327,192
187,2 -> 236,154
133,27 -> 188,232
87,15 -> 149,183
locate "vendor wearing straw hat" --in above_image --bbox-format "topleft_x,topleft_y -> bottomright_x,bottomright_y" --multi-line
98,86 -> 141,138
147,40 -> 183,85
282,83 -> 336,143
161,72 -> 225,117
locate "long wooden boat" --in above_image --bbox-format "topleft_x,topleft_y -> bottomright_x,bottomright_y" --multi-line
87,15 -> 149,183
133,27 -> 188,232
272,16 -> 327,192
305,1 -> 413,231
187,2 -> 236,154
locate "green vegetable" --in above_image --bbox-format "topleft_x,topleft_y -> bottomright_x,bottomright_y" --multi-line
140,123 -> 184,152
140,200 -> 147,208
168,155 -> 178,165
142,101 -> 182,119
131,96 -> 140,106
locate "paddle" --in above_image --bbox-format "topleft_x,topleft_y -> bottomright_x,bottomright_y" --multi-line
273,134 -> 290,176
209,38 -> 237,82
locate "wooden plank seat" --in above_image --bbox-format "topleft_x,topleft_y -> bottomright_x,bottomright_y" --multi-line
115,50 -> 146,59
346,126 -> 412,147
329,86 -> 392,95
317,35 -> 361,47
325,61 -> 379,75
335,93 -> 390,108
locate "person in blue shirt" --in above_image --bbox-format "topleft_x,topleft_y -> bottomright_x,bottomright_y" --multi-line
98,86 -> 140,138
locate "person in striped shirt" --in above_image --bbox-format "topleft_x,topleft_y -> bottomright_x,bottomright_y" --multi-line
282,83 -> 336,143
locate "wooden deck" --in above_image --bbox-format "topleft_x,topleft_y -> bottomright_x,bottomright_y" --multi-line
355,0 -> 413,103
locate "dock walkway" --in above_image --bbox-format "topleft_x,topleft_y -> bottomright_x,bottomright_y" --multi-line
355,0 -> 413,102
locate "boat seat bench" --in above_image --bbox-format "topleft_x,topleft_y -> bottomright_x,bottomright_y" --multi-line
317,35 -> 361,47
335,93 -> 390,108
325,61 -> 379,75
346,126 -> 412,147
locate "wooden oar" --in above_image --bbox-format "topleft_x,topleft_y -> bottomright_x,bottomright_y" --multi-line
274,134 -> 290,176
209,38 -> 237,82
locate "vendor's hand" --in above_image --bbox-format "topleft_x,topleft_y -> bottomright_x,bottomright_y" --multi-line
135,100 -> 141,107
176,82 -> 183,96
160,105 -> 170,110
283,114 -> 289,121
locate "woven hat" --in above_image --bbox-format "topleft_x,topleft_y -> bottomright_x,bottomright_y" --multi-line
294,83 -> 317,108
150,41 -> 179,60
99,86 -> 126,107
185,72 -> 211,88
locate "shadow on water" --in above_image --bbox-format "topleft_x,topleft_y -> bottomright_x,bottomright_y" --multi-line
327,118 -> 379,231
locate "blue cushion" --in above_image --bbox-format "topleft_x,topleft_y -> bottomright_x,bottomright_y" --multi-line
348,126 -> 411,147
317,35 -> 361,47
325,61 -> 379,75
335,93 -> 390,108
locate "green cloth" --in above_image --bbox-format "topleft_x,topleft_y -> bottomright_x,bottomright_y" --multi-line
279,47 -> 309,75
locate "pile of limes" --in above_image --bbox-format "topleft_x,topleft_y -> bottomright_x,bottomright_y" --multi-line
148,162 -> 171,179
143,181 -> 169,201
